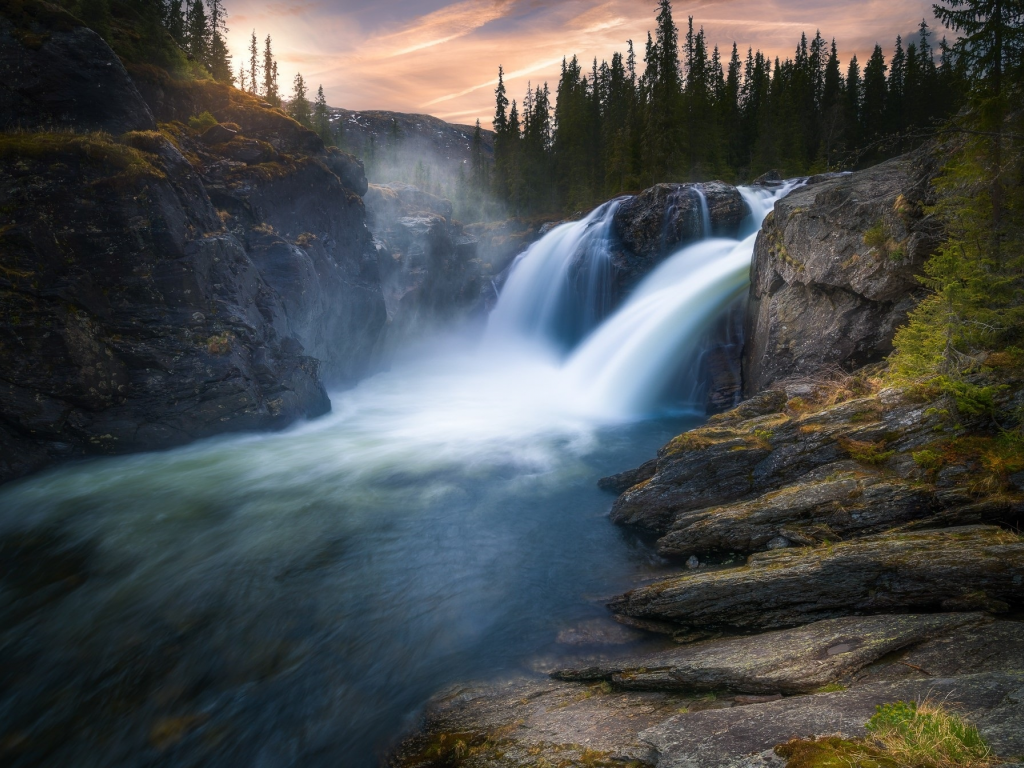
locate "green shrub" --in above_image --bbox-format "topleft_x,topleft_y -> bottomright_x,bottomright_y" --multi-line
188,111 -> 218,132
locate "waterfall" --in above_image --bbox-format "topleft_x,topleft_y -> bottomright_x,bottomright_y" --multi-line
693,185 -> 712,237
484,181 -> 798,419
485,199 -> 622,351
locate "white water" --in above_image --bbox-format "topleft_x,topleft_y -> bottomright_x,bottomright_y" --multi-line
485,199 -> 622,350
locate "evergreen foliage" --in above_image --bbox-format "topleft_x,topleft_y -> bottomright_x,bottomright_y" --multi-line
263,35 -> 280,106
313,85 -> 332,145
489,0 -> 966,215
889,0 -> 1024,386
289,72 -> 311,127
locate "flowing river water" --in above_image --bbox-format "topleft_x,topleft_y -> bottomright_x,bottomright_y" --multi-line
0,183 -> 793,767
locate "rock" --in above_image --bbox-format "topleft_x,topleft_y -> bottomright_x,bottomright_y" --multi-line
364,183 -> 481,355
743,150 -> 943,395
611,182 -> 748,293
0,131 -> 338,483
387,677 -> 688,768
608,387 -> 953,533
644,672 -> 1024,768
686,556 -> 700,569
752,170 -> 783,186
199,123 -> 237,145
654,469 -> 942,558
322,147 -> 368,196
0,6 -> 155,134
598,457 -> 658,494
552,613 -> 984,694
609,526 -> 1024,632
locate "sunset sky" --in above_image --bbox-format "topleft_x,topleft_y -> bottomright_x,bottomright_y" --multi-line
224,0 -> 943,128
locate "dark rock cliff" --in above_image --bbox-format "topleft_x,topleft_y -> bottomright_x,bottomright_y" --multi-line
364,183 -> 481,356
743,152 -> 942,395
0,7 -> 387,484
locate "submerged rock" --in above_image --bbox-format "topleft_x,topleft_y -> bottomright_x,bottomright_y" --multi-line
609,526 -> 1024,632
552,613 -> 984,693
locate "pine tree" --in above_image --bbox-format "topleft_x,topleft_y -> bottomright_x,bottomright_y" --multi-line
313,85 -> 332,144
646,1 -> 682,180
165,0 -> 186,46
263,35 -> 280,105
248,30 -> 260,96
933,0 -> 1024,254
205,0 -> 232,82
861,45 -> 888,145
185,0 -> 208,64
844,55 -> 862,151
290,72 -> 311,126
819,39 -> 844,167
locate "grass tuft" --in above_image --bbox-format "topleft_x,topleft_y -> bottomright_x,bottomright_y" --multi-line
866,700 -> 991,768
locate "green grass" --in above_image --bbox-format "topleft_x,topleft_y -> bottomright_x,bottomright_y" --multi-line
777,701 -> 992,768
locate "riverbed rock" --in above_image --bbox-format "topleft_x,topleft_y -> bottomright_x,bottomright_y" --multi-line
552,613 -> 984,694
390,665 -> 1024,768
609,526 -> 1024,632
655,469 -> 941,558
743,151 -> 943,395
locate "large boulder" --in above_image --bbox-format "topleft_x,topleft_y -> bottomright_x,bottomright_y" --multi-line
743,152 -> 942,395
0,2 -> 155,133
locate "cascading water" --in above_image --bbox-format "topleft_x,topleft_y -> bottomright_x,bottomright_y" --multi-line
561,181 -> 798,417
693,185 -> 713,237
485,199 -> 622,350
0,179 -> 798,768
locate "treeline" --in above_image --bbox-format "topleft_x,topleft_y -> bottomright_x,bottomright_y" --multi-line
487,0 -> 968,215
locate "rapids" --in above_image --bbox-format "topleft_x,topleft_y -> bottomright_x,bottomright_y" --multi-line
0,181 -> 794,767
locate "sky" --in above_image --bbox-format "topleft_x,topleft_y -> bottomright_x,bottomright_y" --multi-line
223,0 -> 945,128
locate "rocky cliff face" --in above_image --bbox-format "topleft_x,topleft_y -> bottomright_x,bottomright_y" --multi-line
0,8 -> 387,484
743,152 -> 942,395
364,183 -> 481,354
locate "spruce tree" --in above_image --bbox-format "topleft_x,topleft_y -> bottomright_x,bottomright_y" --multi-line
313,85 -> 332,144
185,0 -> 208,64
206,0 -> 232,82
263,35 -> 280,106
861,45 -> 888,145
165,0 -> 186,46
248,30 -> 260,96
290,73 -> 311,126
933,0 -> 1024,253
